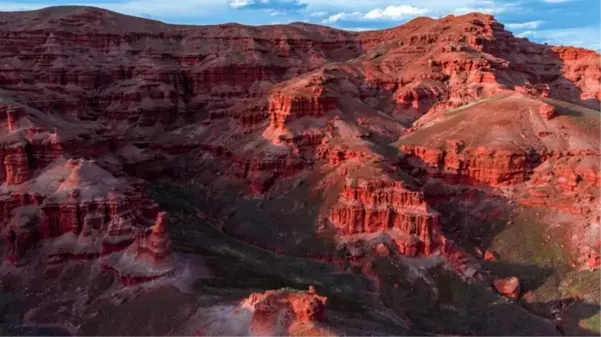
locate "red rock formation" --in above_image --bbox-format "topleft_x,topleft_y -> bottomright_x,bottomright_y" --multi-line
328,176 -> 441,256
400,145 -> 539,187
235,287 -> 332,336
135,211 -> 173,266
100,211 -> 175,284
493,277 -> 521,299
551,47 -> 601,104
268,90 -> 337,129
3,146 -> 31,186
540,103 -> 556,120
577,246 -> 600,271
375,243 -> 390,257
552,47 -> 596,61
484,250 -> 498,262
197,145 -> 306,195
0,156 -> 173,283
519,151 -> 600,215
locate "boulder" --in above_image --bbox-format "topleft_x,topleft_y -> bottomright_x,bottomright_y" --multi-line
493,277 -> 521,299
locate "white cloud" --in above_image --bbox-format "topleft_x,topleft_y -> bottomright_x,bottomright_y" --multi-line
540,0 -> 572,3
454,6 -> 513,15
229,0 -> 255,8
324,11 -> 362,23
309,11 -> 327,17
453,0 -> 520,15
505,20 -> 544,30
516,30 -> 536,37
266,9 -> 286,16
228,0 -> 308,11
323,5 -> 428,23
363,5 -> 428,20
300,0 -> 505,16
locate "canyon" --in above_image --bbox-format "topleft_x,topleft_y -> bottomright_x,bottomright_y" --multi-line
0,5 -> 599,336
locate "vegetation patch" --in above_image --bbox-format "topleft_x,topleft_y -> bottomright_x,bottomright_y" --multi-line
485,207 -> 570,300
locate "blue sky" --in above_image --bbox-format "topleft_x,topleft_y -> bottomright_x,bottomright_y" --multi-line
2,0 -> 600,50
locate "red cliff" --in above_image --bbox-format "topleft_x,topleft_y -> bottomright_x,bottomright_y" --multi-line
328,176 -> 441,256
400,145 -> 540,187
0,156 -> 173,283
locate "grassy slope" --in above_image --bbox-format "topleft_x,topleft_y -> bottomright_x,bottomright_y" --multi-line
486,207 -> 571,298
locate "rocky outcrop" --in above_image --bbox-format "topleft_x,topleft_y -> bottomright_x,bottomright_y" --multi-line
2,205 -> 39,265
552,47 -> 598,62
0,158 -> 173,283
484,250 -> 498,262
393,84 -> 445,123
267,90 -> 337,130
539,103 -> 556,120
400,145 -> 540,187
315,144 -> 370,167
132,211 -> 174,269
100,211 -> 175,284
328,177 -> 441,256
94,81 -> 185,126
3,146 -> 31,186
493,277 -> 521,299
551,47 -> 601,104
0,102 -> 129,180
520,152 -> 600,214
577,246 -> 600,271
235,287 -> 332,336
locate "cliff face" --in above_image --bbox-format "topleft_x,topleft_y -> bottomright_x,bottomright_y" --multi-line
0,7 -> 361,128
267,91 -> 337,130
328,177 -> 441,256
0,157 -> 174,282
399,144 -> 546,187
0,99 -> 174,282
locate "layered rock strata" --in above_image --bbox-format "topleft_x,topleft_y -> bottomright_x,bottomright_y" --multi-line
267,90 -> 337,130
328,177 -> 441,256
0,155 -> 173,282
400,145 -> 541,187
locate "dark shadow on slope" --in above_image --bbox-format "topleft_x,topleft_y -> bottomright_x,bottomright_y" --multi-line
374,259 -> 599,336
162,153 -> 339,259
0,290 -> 73,336
147,180 -> 422,336
523,297 -> 601,336
388,149 -> 600,335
